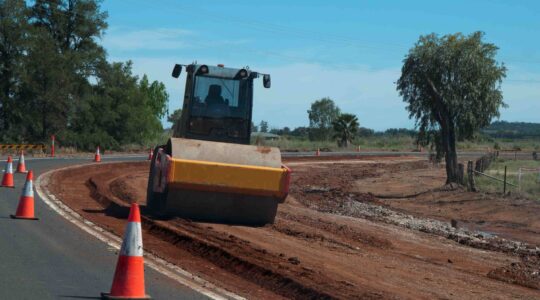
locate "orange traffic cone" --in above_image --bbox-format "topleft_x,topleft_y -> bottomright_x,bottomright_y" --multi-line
94,146 -> 101,162
16,150 -> 28,173
102,203 -> 150,299
1,156 -> 15,188
147,149 -> 153,161
11,170 -> 38,220
316,148 -> 320,156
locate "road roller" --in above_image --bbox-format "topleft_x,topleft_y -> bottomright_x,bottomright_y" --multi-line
146,63 -> 291,225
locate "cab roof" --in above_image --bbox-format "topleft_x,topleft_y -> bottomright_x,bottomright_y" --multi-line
188,64 -> 257,79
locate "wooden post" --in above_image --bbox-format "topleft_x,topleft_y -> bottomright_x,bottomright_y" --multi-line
503,165 -> 507,195
480,159 -> 484,172
458,163 -> 465,185
518,168 -> 522,192
467,161 -> 477,192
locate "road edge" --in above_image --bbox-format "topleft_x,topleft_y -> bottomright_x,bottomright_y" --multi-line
35,163 -> 245,300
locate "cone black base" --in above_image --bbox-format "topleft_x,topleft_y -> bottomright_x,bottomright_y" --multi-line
101,292 -> 151,300
10,215 -> 39,220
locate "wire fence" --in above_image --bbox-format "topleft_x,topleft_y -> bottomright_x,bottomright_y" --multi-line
468,154 -> 540,197
517,167 -> 540,192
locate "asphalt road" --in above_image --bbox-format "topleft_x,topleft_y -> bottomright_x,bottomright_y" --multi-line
0,156 -> 208,300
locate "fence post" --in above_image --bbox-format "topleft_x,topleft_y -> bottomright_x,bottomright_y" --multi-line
503,165 -> 507,195
517,167 -> 522,192
467,161 -> 477,192
458,163 -> 465,185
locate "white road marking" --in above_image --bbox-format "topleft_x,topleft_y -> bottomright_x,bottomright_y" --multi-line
35,163 -> 244,300
1,154 -> 147,162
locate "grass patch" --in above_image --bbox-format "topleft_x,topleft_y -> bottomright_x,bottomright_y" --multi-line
252,135 -> 418,152
475,158 -> 540,198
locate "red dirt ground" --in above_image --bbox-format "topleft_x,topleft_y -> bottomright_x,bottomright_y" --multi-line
47,156 -> 540,299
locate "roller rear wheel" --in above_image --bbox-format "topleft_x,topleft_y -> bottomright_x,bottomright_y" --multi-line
146,145 -> 168,217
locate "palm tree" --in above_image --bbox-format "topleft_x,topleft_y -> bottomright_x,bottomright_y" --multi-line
332,113 -> 359,148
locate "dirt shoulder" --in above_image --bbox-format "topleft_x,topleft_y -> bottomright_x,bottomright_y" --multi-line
354,165 -> 540,246
47,157 -> 540,299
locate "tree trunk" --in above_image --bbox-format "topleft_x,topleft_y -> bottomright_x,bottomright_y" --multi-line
442,121 -> 460,184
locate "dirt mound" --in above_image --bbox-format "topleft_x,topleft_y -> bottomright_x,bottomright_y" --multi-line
48,158 -> 540,299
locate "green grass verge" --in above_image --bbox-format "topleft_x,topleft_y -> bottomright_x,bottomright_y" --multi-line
475,158 -> 540,198
253,136 -> 540,153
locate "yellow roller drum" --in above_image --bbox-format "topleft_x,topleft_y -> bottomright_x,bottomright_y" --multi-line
167,158 -> 289,199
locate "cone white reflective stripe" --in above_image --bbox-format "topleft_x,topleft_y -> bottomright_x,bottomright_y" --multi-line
19,154 -> 25,165
22,178 -> 34,197
97,147 -> 100,155
6,161 -> 13,173
119,222 -> 143,257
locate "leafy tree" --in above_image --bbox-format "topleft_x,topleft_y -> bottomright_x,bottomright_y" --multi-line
308,97 -> 341,141
397,32 -> 506,184
0,0 -> 169,150
332,113 -> 359,147
140,74 -> 169,118
384,128 -> 417,137
20,25 -> 73,140
66,61 -> 167,150
167,108 -> 182,125
259,120 -> 269,133
269,127 -> 290,136
0,0 -> 28,136
357,127 -> 374,137
23,0 -> 108,140
290,126 -> 309,138
282,126 -> 291,135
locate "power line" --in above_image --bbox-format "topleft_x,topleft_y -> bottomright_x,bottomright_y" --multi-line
21,2 -> 540,68
150,2 -> 540,66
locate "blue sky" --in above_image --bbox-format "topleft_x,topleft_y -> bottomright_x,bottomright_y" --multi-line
101,0 -> 540,131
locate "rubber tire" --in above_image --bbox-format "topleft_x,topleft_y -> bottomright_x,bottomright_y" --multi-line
146,145 -> 168,217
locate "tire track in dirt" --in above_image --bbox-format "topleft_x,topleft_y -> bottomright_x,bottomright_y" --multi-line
48,158 -> 540,299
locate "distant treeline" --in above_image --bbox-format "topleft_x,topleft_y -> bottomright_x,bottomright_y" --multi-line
0,0 -> 168,150
482,121 -> 540,139
257,125 -> 417,139
259,121 -> 540,140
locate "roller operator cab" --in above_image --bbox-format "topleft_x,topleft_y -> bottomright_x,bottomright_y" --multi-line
171,63 -> 271,144
146,63 -> 290,225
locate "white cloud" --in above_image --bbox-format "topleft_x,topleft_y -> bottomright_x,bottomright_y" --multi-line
103,28 -> 194,51
498,65 -> 540,123
252,63 -> 410,130
110,57 -> 540,131
103,27 -> 249,52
